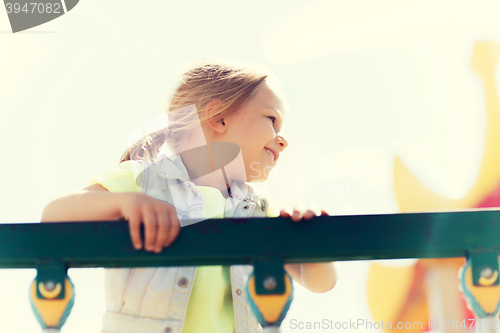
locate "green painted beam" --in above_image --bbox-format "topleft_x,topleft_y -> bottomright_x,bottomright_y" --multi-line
0,210 -> 499,269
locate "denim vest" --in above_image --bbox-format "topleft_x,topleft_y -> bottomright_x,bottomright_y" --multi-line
101,153 -> 270,333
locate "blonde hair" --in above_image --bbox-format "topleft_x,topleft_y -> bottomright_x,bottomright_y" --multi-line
120,59 -> 271,164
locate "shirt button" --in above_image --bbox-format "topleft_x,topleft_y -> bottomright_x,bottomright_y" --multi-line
177,277 -> 188,288
236,288 -> 242,295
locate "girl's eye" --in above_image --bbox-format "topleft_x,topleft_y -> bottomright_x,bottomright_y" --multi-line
267,116 -> 276,124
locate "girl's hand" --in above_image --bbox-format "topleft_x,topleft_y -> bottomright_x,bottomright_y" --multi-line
279,206 -> 329,222
120,192 -> 181,253
280,206 -> 337,292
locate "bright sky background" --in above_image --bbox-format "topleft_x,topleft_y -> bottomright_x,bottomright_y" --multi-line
1,0 -> 500,332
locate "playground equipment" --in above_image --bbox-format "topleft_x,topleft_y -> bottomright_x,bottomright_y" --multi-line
0,210 -> 499,332
365,40 -> 500,332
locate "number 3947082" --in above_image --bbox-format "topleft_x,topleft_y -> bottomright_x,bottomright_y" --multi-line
5,2 -> 62,14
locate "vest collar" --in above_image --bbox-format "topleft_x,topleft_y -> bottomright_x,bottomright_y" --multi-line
154,153 -> 191,182
153,147 -> 251,200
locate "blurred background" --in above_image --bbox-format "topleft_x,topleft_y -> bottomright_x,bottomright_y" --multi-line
2,0 -> 500,332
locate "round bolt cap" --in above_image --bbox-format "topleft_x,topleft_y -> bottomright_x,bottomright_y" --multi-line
45,281 -> 56,292
236,288 -> 242,295
481,267 -> 494,279
177,277 -> 188,288
263,276 -> 277,290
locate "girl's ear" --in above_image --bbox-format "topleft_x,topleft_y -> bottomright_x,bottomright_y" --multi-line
205,99 -> 226,134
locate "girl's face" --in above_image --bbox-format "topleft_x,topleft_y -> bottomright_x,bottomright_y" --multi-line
223,83 -> 288,182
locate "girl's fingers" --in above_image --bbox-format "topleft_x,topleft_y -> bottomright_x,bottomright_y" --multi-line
303,209 -> 315,220
293,204 -> 308,222
128,209 -> 143,250
164,208 -> 181,247
154,208 -> 169,253
280,209 -> 290,217
281,207 -> 326,221
143,208 -> 158,252
291,208 -> 302,222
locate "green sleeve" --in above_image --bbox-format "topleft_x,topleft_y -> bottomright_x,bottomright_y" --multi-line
266,205 -> 280,218
88,160 -> 144,193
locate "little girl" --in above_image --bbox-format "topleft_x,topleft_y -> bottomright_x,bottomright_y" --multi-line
41,60 -> 338,333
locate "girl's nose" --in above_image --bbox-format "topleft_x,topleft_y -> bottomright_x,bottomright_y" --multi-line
276,135 -> 288,151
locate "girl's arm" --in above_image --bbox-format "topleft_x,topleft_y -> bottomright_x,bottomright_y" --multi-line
41,184 -> 181,253
41,184 -> 126,222
285,262 -> 338,293
281,207 -> 339,293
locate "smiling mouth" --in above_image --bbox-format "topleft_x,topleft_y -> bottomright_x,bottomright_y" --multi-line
265,147 -> 275,164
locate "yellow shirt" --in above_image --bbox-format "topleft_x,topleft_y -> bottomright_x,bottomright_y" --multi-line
181,186 -> 233,333
89,160 -> 279,333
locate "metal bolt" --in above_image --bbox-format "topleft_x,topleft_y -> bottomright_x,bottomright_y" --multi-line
243,205 -> 249,210
164,327 -> 172,333
45,281 -> 56,291
260,200 -> 267,210
236,288 -> 242,296
177,277 -> 188,288
263,276 -> 277,291
481,267 -> 494,279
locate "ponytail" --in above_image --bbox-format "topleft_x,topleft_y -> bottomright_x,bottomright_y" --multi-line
119,127 -> 170,164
